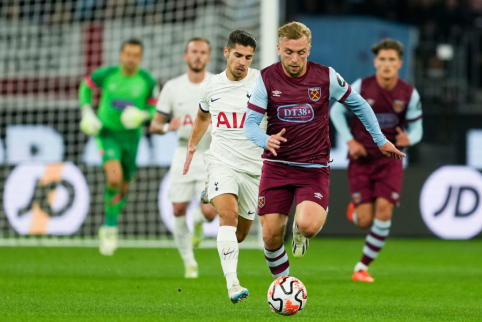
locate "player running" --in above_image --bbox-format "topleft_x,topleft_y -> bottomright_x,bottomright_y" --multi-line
330,38 -> 423,282
79,38 -> 159,256
183,30 -> 266,304
150,38 -> 217,278
244,22 -> 405,279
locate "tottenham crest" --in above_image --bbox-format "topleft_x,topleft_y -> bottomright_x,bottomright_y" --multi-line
258,196 -> 265,208
308,87 -> 321,102
393,100 -> 406,113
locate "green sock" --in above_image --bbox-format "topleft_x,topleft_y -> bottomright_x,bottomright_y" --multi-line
104,185 -> 122,227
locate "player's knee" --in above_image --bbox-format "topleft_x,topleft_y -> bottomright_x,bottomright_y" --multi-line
263,234 -> 283,250
375,209 -> 392,222
357,215 -> 373,229
297,221 -> 320,238
219,210 -> 238,226
173,204 -> 188,217
202,207 -> 217,222
236,231 -> 248,243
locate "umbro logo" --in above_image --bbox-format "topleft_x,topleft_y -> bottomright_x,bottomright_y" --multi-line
272,90 -> 282,97
314,193 -> 323,200
211,98 -> 220,102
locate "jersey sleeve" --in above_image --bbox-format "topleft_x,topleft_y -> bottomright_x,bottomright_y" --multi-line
199,77 -> 210,113
247,73 -> 268,114
85,66 -> 116,89
406,88 -> 423,146
328,67 -> 351,103
156,81 -> 173,116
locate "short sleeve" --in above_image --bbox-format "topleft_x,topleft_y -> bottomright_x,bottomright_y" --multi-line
86,66 -> 116,89
199,77 -> 210,113
406,89 -> 422,122
329,67 -> 351,103
156,81 -> 173,115
247,73 -> 268,114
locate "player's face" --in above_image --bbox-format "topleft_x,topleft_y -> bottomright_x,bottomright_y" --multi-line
374,49 -> 402,80
278,36 -> 311,78
119,44 -> 143,74
224,44 -> 255,80
184,41 -> 211,73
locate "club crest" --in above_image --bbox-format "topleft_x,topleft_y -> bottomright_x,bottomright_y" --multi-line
258,196 -> 265,208
308,87 -> 321,102
393,100 -> 406,113
352,192 -> 362,204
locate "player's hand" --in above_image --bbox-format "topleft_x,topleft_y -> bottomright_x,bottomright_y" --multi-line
395,126 -> 410,147
168,116 -> 181,131
379,141 -> 406,160
80,105 -> 102,136
347,139 -> 367,160
121,106 -> 149,129
183,146 -> 196,175
266,128 -> 287,157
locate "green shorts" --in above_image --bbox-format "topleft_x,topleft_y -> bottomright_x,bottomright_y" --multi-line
96,127 -> 141,181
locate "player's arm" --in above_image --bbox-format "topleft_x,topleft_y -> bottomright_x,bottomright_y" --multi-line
183,81 -> 211,175
244,74 -> 286,156
150,82 -> 181,134
329,67 -> 405,159
78,69 -> 106,136
330,79 -> 367,160
395,89 -> 423,147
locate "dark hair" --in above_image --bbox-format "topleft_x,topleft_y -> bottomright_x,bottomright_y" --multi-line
372,38 -> 403,57
185,37 -> 211,53
121,38 -> 143,52
227,30 -> 257,51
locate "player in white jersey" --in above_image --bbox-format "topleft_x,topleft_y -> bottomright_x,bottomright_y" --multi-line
150,38 -> 217,278
183,30 -> 266,304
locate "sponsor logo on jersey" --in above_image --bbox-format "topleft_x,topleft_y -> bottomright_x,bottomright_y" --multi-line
258,196 -> 265,208
111,99 -> 135,111
352,192 -> 362,204
375,113 -> 399,129
277,104 -> 314,123
308,87 -> 321,102
393,100 -> 406,112
336,73 -> 346,87
272,90 -> 282,97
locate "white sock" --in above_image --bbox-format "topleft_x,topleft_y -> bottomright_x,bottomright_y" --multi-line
354,261 -> 368,273
173,216 -> 196,267
194,208 -> 208,224
217,225 -> 239,289
352,211 -> 358,225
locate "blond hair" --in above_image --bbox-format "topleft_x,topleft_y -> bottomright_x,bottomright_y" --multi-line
278,21 -> 312,44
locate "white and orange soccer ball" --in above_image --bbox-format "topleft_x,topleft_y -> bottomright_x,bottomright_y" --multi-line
267,276 -> 307,316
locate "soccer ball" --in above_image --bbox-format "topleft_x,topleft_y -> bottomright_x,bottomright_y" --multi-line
267,276 -> 307,315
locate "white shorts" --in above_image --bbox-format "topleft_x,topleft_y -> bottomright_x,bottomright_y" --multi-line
206,158 -> 260,221
168,180 -> 205,203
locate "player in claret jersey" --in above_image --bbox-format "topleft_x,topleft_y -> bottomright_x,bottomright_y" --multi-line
183,30 -> 267,304
244,22 -> 405,280
330,39 -> 423,282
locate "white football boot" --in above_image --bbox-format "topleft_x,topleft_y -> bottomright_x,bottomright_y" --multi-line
185,263 -> 199,279
292,219 -> 309,258
99,226 -> 118,256
228,284 -> 249,304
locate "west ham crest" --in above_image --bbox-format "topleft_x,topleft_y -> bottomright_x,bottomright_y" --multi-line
258,196 -> 265,208
308,87 -> 321,102
393,100 -> 406,113
352,192 -> 362,204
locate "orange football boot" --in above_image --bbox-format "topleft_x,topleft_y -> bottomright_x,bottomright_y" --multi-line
346,202 -> 355,222
352,270 -> 374,282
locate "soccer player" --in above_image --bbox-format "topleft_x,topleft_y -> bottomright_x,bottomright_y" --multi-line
330,38 -> 423,282
183,30 -> 265,303
79,38 -> 159,256
244,22 -> 405,279
150,38 -> 217,278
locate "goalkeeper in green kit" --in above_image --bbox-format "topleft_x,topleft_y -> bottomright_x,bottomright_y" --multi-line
78,39 -> 160,255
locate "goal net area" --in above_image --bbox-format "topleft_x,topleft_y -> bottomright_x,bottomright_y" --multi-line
0,0 -> 278,248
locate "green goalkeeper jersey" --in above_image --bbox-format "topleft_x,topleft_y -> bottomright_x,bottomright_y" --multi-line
79,66 -> 159,131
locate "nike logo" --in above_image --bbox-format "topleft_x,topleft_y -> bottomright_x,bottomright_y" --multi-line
248,211 -> 254,215
211,98 -> 220,102
223,251 -> 234,257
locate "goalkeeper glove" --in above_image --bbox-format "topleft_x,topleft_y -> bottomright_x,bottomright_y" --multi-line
121,106 -> 150,129
80,105 -> 102,136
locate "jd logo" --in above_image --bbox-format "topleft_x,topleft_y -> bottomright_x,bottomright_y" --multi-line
3,162 -> 90,235
420,166 -> 482,239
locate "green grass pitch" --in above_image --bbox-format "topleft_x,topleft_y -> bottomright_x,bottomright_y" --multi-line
0,239 -> 481,321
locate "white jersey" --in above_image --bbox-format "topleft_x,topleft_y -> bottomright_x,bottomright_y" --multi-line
199,68 -> 267,176
156,73 -> 212,151
156,73 -> 212,183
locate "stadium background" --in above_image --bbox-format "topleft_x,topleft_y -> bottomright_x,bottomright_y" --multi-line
0,0 -> 482,246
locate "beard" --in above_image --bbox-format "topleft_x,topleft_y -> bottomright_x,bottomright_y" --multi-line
188,61 -> 205,73
282,61 -> 305,77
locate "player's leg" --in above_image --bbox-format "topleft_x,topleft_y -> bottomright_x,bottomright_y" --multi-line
291,166 -> 330,258
169,182 -> 198,278
353,203 -> 374,228
193,180 -> 217,247
347,160 -> 374,227
260,214 -> 290,279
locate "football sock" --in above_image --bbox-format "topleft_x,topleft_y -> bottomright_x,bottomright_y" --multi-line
194,207 -> 209,224
264,245 -> 290,279
217,226 -> 239,288
103,185 -> 122,227
358,218 -> 391,269
352,211 -> 358,225
173,216 -> 196,267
